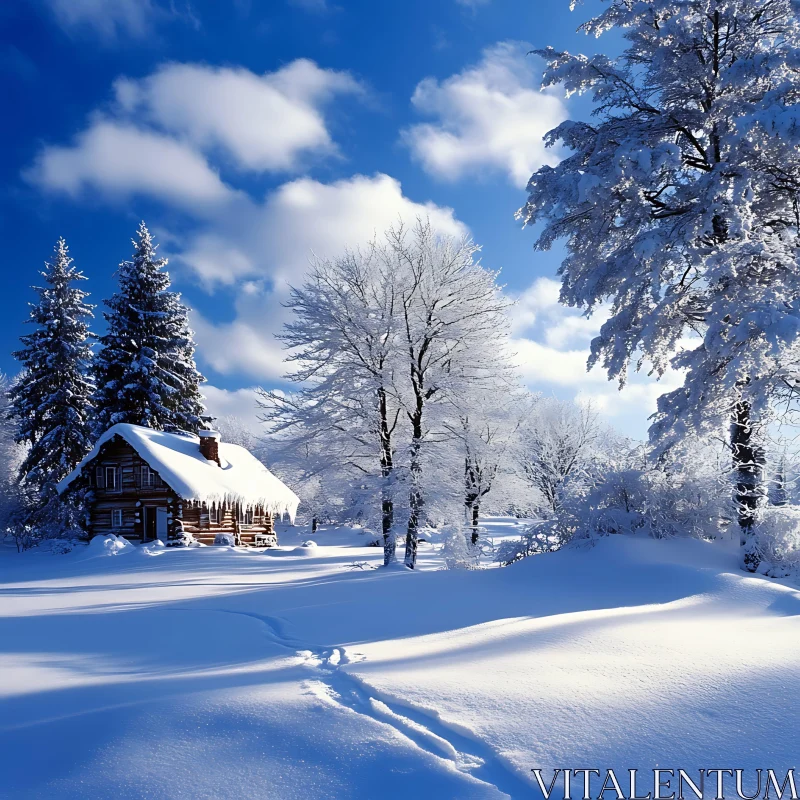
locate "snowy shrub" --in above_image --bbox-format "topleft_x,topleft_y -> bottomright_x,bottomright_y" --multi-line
36,537 -> 82,555
498,444 -> 731,565
213,533 -> 236,547
440,524 -> 480,570
87,534 -> 133,556
167,523 -> 196,548
495,521 -> 571,565
751,507 -> 800,576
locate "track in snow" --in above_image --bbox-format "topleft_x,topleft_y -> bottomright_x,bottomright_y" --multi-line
210,608 -> 535,799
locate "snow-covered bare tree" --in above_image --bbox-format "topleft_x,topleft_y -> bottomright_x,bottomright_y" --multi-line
258,389 -> 376,535
769,451 -> 789,507
10,239 -> 94,503
259,243 -> 403,564
444,389 -> 532,543
93,222 -> 206,434
386,220 -> 514,568
515,398 -> 602,516
215,414 -> 260,452
520,0 -> 800,569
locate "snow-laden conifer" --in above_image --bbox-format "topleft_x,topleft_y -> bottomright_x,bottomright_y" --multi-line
93,222 -> 206,434
10,238 -> 95,491
520,0 -> 800,569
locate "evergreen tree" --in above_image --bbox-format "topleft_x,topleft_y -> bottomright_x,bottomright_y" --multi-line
93,222 -> 207,434
10,238 -> 95,492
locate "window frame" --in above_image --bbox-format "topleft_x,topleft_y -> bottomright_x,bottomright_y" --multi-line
104,465 -> 121,493
111,508 -> 123,529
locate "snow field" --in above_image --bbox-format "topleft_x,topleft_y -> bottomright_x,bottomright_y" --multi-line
2,523 -> 799,798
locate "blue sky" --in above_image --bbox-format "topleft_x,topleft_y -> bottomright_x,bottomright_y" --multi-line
0,0 -> 673,438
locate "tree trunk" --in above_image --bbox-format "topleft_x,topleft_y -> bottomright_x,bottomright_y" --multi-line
731,400 -> 762,572
378,387 -> 396,566
405,419 -> 423,569
311,516 -> 318,535
470,502 -> 480,544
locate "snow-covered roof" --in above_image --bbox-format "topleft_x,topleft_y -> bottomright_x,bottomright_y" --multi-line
57,423 -> 299,521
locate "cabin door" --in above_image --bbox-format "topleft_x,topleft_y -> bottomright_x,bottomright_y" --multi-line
156,507 -> 168,543
143,507 -> 156,541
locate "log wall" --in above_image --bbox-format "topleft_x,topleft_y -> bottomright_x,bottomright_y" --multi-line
68,434 -> 278,546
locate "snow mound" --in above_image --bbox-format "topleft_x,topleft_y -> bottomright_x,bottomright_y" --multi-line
86,534 -> 134,556
139,540 -> 166,556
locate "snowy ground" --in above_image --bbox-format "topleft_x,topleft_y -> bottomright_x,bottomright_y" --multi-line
2,519 -> 799,799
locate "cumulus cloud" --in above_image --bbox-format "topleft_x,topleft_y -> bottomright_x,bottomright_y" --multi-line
509,278 -> 684,430
202,385 -> 264,432
172,172 -> 466,289
25,58 -> 363,207
24,121 -> 234,210
403,41 -> 567,187
192,297 -> 289,381
113,60 -> 363,172
186,173 -> 468,380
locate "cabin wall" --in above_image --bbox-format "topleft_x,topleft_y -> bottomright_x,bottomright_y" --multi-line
180,503 -> 275,545
73,435 -> 278,546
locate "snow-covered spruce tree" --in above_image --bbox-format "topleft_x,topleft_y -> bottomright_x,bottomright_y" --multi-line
386,220 -> 514,568
258,243 -> 403,565
93,222 -> 206,434
0,374 -> 29,549
9,239 -> 95,538
520,0 -> 800,570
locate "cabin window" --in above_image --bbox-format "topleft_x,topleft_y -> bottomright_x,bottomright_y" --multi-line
111,508 -> 123,528
140,466 -> 163,488
94,466 -> 104,488
104,465 -> 121,493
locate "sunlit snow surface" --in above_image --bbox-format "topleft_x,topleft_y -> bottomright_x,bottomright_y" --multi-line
1,519 -> 799,799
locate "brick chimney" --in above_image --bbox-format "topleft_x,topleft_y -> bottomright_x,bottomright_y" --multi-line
199,430 -> 221,465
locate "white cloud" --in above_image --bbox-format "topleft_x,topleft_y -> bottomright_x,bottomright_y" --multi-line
178,172 -> 467,289
45,0 -> 157,39
24,64 -> 465,385
202,385 -> 263,432
509,278 -> 684,434
403,42 -> 567,187
25,121 -> 234,210
186,173 -> 468,380
113,60 -> 362,173
25,58 -> 363,208
192,298 -> 289,381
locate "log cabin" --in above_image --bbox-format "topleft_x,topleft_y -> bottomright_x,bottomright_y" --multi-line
57,423 -> 299,546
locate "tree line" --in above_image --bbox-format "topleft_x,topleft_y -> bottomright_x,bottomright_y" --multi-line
4,222 -> 206,547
